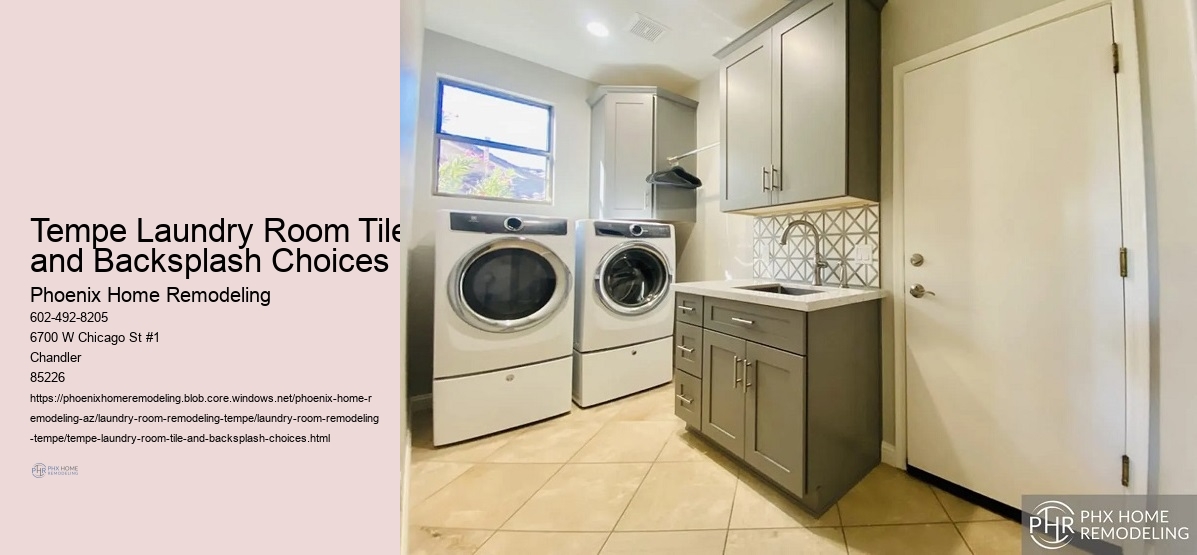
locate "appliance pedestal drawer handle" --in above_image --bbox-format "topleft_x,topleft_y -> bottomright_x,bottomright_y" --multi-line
676,345 -> 694,353
675,393 -> 694,405
730,317 -> 755,326
677,305 -> 694,312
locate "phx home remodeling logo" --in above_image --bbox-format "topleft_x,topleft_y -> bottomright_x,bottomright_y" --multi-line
1028,500 -> 1077,550
31,463 -> 79,478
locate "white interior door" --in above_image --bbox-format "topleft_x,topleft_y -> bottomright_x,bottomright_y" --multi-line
903,6 -> 1127,507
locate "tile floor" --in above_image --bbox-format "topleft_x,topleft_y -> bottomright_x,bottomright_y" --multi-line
409,384 -> 1023,555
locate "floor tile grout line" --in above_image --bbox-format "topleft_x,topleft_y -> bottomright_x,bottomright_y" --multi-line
930,485 -> 976,554
722,472 -> 740,555
597,459 -> 655,554
492,463 -> 569,535
410,462 -> 476,511
466,529 -> 497,555
953,522 -> 977,555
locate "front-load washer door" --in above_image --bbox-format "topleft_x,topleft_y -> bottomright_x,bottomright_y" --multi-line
449,237 -> 571,333
595,242 -> 672,316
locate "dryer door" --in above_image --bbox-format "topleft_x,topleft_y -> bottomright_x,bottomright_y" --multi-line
449,237 -> 571,333
595,242 -> 672,316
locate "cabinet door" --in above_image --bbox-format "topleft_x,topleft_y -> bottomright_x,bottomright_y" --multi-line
701,330 -> 746,456
720,33 -> 774,212
744,341 -> 807,495
603,92 -> 655,220
773,0 -> 846,204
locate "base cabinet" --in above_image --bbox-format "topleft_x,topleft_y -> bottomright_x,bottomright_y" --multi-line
673,294 -> 880,515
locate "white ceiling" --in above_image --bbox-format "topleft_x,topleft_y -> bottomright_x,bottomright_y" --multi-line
425,0 -> 792,93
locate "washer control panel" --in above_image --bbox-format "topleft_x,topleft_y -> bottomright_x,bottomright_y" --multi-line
449,212 -> 568,235
593,221 -> 671,239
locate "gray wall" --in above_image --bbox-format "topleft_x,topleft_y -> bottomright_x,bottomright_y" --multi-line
407,31 -> 596,397
1137,0 -> 1197,495
674,74 -> 756,283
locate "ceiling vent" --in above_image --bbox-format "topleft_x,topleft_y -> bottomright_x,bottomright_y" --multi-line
626,13 -> 670,43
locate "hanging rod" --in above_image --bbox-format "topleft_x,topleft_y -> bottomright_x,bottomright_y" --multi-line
666,142 -> 720,165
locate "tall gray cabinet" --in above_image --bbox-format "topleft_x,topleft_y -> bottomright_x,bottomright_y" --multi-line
589,86 -> 698,222
719,0 -> 883,214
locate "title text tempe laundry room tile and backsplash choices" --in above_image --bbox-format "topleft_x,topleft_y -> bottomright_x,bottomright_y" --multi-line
753,204 -> 881,288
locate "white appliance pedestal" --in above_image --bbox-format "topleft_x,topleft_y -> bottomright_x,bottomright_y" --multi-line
433,356 -> 572,446
572,337 -> 672,408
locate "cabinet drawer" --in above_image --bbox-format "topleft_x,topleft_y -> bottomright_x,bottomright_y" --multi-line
704,297 -> 806,355
675,292 -> 704,326
674,322 -> 703,378
674,369 -> 702,429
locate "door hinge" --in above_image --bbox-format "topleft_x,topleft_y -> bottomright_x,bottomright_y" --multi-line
1119,247 -> 1128,277
1121,455 -> 1130,487
1113,43 -> 1121,74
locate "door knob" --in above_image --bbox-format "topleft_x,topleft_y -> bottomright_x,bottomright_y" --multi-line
909,284 -> 935,298
910,253 -> 924,267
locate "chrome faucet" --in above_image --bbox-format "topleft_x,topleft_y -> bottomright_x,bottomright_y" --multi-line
779,218 -> 845,287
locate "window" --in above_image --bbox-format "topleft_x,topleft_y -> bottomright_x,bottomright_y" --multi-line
434,80 -> 553,202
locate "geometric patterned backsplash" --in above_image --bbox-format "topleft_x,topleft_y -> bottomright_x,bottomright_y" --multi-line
753,203 -> 881,288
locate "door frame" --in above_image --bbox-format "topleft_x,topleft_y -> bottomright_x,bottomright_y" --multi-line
888,0 -> 1151,499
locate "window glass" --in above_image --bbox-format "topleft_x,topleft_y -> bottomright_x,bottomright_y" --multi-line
435,80 -> 552,202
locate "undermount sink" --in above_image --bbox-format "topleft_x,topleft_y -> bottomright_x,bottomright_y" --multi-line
735,284 -> 823,296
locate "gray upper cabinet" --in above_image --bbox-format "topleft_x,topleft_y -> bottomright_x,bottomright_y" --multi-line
718,0 -> 882,214
744,341 -> 807,496
720,33 -> 774,212
589,86 -> 698,222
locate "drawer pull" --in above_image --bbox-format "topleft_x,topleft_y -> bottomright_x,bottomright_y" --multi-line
730,317 -> 755,326
675,393 -> 694,405
677,305 -> 694,312
676,345 -> 694,354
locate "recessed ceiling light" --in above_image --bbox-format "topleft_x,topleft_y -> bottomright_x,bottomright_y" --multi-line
587,22 -> 610,37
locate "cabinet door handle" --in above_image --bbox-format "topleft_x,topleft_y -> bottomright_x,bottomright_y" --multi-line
745,361 -> 755,389
677,305 -> 694,312
771,165 -> 780,191
675,393 -> 694,405
730,317 -> 755,326
676,345 -> 693,354
733,356 -> 743,388
761,166 -> 769,192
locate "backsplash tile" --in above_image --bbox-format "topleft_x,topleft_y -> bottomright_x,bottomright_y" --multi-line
752,204 -> 880,288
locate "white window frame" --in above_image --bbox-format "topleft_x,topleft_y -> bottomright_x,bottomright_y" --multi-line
433,78 -> 554,204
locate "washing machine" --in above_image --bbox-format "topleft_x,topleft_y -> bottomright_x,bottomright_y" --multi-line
433,210 -> 574,445
573,219 -> 676,407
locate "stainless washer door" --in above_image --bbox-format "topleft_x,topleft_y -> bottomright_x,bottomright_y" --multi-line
449,237 -> 571,333
594,242 -> 672,316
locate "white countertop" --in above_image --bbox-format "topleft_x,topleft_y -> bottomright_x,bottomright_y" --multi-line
674,279 -> 886,312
